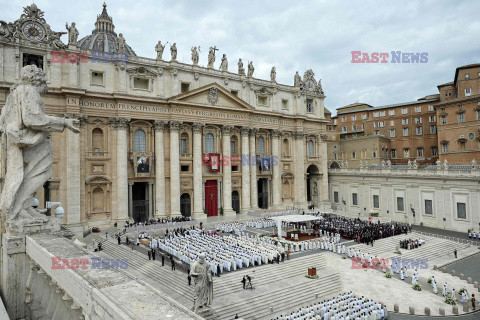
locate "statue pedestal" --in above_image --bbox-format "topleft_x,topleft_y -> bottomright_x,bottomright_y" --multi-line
7,216 -> 61,235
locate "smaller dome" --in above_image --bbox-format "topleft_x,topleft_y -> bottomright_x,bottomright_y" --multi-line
77,3 -> 136,56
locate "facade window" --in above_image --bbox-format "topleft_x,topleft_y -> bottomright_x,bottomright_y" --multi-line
404,148 -> 410,158
459,141 -> 466,151
391,149 -> 396,158
181,82 -> 190,93
334,191 -> 339,203
389,110 -> 395,116
372,151 -> 377,158
352,193 -> 358,206
133,77 -> 149,90
92,128 -> 104,152
429,125 -> 437,134
431,146 -> 438,156
428,105 -> 434,111
401,108 -> 408,114
230,140 -> 236,155
441,143 -> 448,153
257,136 -> 265,155
180,139 -> 187,154
465,73 -> 470,79
415,106 -> 421,112
91,71 -> 104,86
23,53 -> 44,69
231,90 -> 239,96
342,127 -> 347,133
351,115 -> 357,121
205,133 -> 215,153
352,133 -> 357,138
373,195 -> 380,209
415,118 -> 422,124
373,112 -> 379,118
477,110 -> 480,120
458,113 -> 465,123
456,202 -> 467,219
425,199 -> 433,215
306,99 -> 314,113
258,96 -> 268,106
417,148 -> 423,157
402,119 -> 409,125
469,132 -> 475,140
342,117 -> 346,123
181,165 -> 189,172
390,120 -> 394,126
403,128 -> 409,136
380,111 -> 386,116
352,125 -> 357,131
308,140 -> 314,157
361,114 -> 368,120
416,126 -> 422,135
390,129 -> 396,137
465,88 -> 472,96
396,197 -> 404,211
352,151 -> 356,159
282,99 -> 288,110
440,115 -> 447,125
374,130 -> 380,136
133,129 -> 146,152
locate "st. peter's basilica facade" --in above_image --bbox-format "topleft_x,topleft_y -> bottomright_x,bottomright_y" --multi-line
0,4 -> 329,228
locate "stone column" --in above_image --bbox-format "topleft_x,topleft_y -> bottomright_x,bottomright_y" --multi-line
64,114 -> 85,229
128,182 -> 133,219
192,123 -> 207,219
293,131 -> 306,207
319,135 -> 329,202
249,128 -> 259,209
222,125 -> 236,216
272,129 -> 282,208
111,117 -> 130,222
148,181 -> 153,219
240,127 -> 251,213
169,121 -> 182,217
154,121 -> 167,217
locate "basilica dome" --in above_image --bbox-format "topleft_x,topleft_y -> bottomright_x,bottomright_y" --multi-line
77,3 -> 136,56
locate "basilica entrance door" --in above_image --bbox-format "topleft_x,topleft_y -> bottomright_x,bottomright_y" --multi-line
205,180 -> 218,216
258,178 -> 269,209
132,182 -> 148,222
180,193 -> 191,217
232,191 -> 240,214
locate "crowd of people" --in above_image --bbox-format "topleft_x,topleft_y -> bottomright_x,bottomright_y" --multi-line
122,216 -> 193,230
246,219 -> 276,229
156,229 -> 284,276
271,292 -> 387,320
310,213 -> 409,245
399,238 -> 424,250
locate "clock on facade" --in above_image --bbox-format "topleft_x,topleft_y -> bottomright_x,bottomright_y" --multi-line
22,22 -> 45,41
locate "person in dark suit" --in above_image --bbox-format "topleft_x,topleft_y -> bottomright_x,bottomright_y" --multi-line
147,251 -> 151,260
117,235 -> 121,245
188,273 -> 192,286
241,276 -> 246,289
161,254 -> 165,266
126,236 -> 129,245
171,256 -> 175,271
152,249 -> 156,260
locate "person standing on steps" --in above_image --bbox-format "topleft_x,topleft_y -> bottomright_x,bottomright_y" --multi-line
152,249 -> 156,261
241,276 -> 246,289
161,254 -> 165,266
454,248 -> 457,258
147,250 -> 151,260
117,234 -> 121,245
171,256 -> 176,271
188,272 -> 192,286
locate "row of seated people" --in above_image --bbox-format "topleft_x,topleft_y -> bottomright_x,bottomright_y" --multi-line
271,292 -> 387,320
399,238 -> 424,250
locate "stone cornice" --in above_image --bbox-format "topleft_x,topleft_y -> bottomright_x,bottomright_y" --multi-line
271,129 -> 282,138
153,120 -> 168,131
192,122 -> 205,133
293,131 -> 305,140
221,125 -> 234,135
169,120 -> 182,131
249,128 -> 259,136
241,126 -> 251,136
109,117 -> 130,129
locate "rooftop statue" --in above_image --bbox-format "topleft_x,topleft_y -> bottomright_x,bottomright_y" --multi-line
0,65 -> 79,233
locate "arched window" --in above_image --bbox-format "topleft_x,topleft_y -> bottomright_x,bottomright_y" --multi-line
133,129 -> 146,152
257,136 -> 265,155
92,128 -> 104,153
308,140 -> 314,157
230,135 -> 238,155
180,132 -> 189,154
205,133 -> 214,154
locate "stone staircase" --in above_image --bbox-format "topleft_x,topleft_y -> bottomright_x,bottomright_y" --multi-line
347,232 -> 471,263
101,241 -> 342,320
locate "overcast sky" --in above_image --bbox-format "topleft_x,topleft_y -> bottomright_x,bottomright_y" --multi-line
3,1 -> 480,114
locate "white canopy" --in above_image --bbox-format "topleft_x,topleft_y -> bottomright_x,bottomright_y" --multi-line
269,215 -> 323,240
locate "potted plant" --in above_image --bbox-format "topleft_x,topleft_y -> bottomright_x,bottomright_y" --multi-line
413,283 -> 422,291
220,207 -> 224,216
445,296 -> 456,305
385,272 -> 392,278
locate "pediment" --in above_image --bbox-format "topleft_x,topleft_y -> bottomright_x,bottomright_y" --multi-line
169,83 -> 253,110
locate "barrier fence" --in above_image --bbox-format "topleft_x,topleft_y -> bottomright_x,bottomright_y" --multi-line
125,220 -> 198,233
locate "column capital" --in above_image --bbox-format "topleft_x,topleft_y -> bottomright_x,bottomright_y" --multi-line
109,117 -> 130,130
153,120 -> 168,131
241,126 -> 251,136
169,120 -> 182,131
148,181 -> 154,185
128,182 -> 134,186
222,125 -> 234,135
64,113 -> 88,128
293,131 -> 305,140
192,122 -> 205,133
250,127 -> 259,136
272,129 -> 282,138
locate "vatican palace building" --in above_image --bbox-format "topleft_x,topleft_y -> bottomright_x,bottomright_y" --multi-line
0,4 -> 330,229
